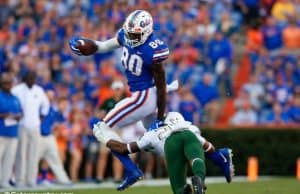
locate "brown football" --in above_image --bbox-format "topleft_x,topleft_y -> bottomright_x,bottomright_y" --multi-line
76,39 -> 98,56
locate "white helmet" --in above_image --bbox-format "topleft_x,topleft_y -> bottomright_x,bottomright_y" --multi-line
164,112 -> 191,129
164,112 -> 185,125
123,10 -> 153,47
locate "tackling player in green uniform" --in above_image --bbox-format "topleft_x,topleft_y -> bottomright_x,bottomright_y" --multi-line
94,112 -> 234,194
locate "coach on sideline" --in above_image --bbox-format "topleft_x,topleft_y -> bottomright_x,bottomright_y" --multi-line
12,71 -> 50,187
0,73 -> 22,188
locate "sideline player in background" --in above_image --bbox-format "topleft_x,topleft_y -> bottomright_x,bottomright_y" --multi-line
38,90 -> 71,185
69,10 -> 172,190
101,112 -> 234,194
0,73 -> 22,188
12,71 -> 50,187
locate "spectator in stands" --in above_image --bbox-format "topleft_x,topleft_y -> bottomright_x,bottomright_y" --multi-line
271,0 -> 296,23
273,75 -> 292,106
234,88 -> 252,109
245,21 -> 263,54
96,77 -> 113,107
219,11 -> 237,36
284,61 -> 300,88
263,103 -> 290,126
207,31 -> 233,96
84,103 -> 100,182
12,71 -> 49,187
207,30 -> 232,68
231,100 -> 258,126
0,0 -> 12,27
68,108 -> 85,182
15,0 -> 34,19
243,74 -> 265,110
172,36 -> 199,66
178,87 -> 200,125
196,15 -> 216,41
287,87 -> 300,124
192,73 -> 220,125
0,73 -> 22,188
50,53 -> 63,83
282,17 -> 300,50
234,0 -> 260,24
261,16 -> 283,52
261,0 -> 276,16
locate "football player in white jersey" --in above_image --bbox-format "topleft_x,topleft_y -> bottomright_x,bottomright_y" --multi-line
99,112 -> 234,194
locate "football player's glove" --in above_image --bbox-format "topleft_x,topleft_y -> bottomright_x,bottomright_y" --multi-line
69,36 -> 83,55
148,119 -> 164,131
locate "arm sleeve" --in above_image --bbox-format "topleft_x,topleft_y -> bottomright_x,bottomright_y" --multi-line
40,89 -> 50,116
11,86 -> 19,98
95,37 -> 121,53
152,42 -> 169,64
188,125 -> 206,145
195,134 -> 206,146
136,131 -> 155,150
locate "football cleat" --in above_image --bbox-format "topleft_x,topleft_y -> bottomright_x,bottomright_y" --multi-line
218,148 -> 235,183
117,169 -> 143,191
191,176 -> 205,194
183,184 -> 192,194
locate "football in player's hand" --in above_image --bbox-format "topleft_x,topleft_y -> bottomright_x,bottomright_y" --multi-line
76,38 -> 98,56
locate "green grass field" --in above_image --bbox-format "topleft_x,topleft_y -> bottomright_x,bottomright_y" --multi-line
11,178 -> 299,194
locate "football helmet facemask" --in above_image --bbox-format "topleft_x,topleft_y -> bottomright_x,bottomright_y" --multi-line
123,10 -> 153,47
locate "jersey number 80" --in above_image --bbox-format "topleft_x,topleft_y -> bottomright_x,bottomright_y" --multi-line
121,47 -> 143,76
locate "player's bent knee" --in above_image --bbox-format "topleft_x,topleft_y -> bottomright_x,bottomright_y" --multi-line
190,158 -> 204,166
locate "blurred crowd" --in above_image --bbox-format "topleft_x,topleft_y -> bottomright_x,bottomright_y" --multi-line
0,0 -> 300,185
232,0 -> 300,126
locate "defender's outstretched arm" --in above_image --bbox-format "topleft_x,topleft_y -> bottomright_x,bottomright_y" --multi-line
107,140 -> 140,155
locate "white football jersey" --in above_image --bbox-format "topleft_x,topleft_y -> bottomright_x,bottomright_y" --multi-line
136,125 -> 206,156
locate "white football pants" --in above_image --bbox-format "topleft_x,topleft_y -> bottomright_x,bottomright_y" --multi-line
39,135 -> 71,184
15,128 -> 40,186
0,137 -> 18,187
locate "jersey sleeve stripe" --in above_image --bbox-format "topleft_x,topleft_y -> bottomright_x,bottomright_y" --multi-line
153,55 -> 169,61
153,50 -> 169,58
154,48 -> 169,53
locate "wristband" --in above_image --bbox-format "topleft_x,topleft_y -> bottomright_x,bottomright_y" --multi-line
205,142 -> 212,152
127,143 -> 132,154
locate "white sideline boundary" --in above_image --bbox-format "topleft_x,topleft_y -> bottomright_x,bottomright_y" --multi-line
0,176 -> 282,192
